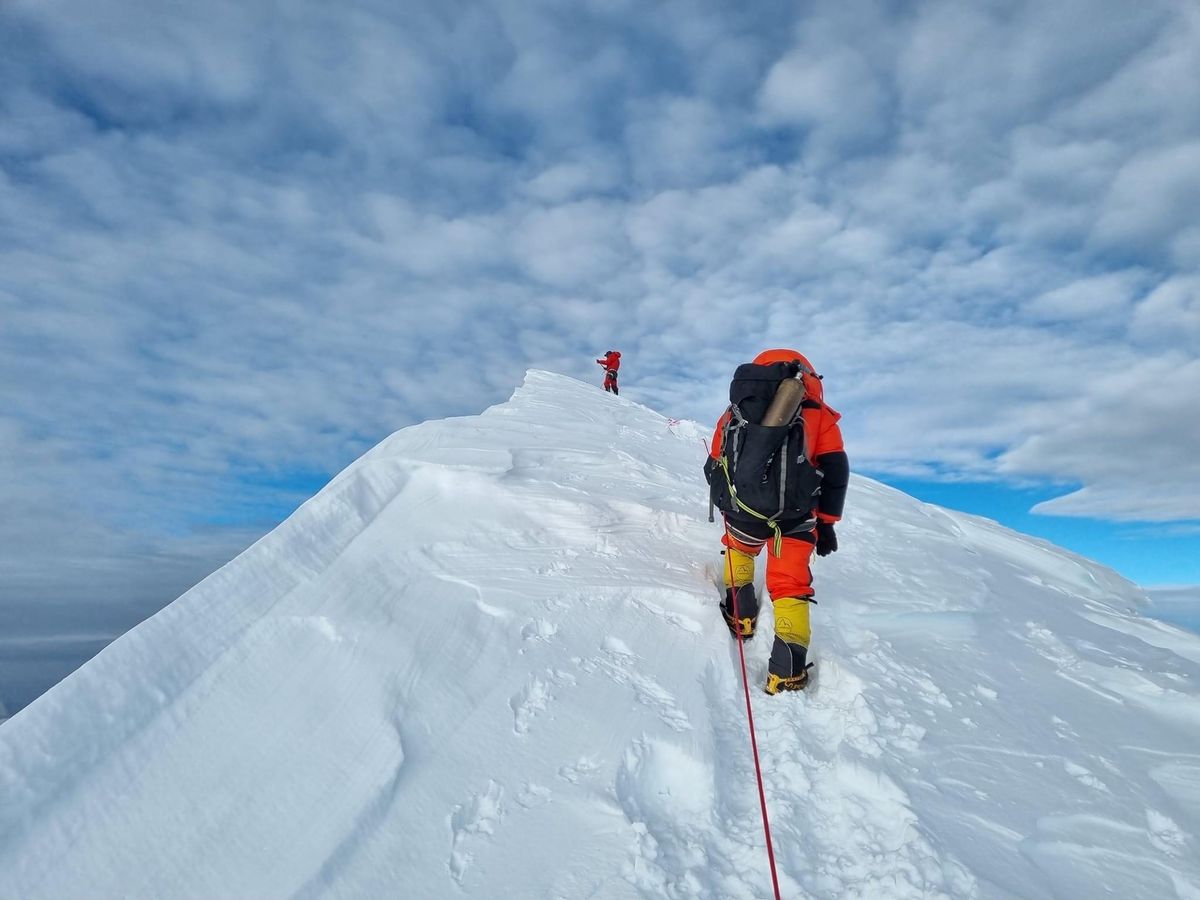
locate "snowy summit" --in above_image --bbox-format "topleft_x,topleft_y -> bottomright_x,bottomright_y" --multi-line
1,371 -> 1198,898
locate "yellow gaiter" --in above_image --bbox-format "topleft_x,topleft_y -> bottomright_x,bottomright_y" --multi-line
772,597 -> 811,647
722,547 -> 755,589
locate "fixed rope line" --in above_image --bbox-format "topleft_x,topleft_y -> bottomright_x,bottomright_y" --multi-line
724,516 -> 783,900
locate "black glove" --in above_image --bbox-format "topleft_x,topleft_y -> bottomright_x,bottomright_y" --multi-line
815,521 -> 838,557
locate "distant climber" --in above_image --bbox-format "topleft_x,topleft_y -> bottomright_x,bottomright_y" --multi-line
704,349 -> 849,694
596,350 -> 621,395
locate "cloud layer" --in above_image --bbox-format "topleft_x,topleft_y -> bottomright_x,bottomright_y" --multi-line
3,0 -> 1199,625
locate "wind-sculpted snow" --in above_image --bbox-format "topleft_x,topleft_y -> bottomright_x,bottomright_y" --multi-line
1,370 -> 1198,898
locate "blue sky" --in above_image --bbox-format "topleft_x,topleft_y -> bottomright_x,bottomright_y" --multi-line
2,0 -> 1199,713
886,478 -> 1200,586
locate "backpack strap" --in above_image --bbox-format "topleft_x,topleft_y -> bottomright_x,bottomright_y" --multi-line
773,410 -> 810,526
719,396 -> 825,557
798,399 -> 822,465
716,439 -> 786,558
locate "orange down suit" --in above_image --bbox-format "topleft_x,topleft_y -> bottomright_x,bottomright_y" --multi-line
707,349 -> 848,604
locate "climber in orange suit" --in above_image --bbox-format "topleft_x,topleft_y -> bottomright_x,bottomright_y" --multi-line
704,349 -> 849,693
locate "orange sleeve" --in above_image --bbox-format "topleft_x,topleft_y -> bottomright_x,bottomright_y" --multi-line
811,406 -> 844,457
812,405 -> 848,523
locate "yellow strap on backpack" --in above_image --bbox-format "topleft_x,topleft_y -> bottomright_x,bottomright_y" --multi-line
717,457 -> 784,556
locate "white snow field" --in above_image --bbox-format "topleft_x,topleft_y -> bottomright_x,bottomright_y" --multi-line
1,370 -> 1198,899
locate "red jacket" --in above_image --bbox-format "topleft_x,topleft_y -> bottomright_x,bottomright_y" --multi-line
597,351 -> 621,371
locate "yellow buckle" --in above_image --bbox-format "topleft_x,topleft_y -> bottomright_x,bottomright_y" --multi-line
764,671 -> 809,695
723,611 -> 756,636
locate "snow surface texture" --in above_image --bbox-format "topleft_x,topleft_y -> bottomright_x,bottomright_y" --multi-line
1,370 -> 1198,899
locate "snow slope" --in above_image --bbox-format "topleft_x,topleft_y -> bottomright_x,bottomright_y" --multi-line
1147,586 -> 1200,635
2,370 -> 1198,899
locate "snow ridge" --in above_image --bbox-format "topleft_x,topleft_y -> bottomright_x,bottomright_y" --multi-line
1,370 -> 1198,899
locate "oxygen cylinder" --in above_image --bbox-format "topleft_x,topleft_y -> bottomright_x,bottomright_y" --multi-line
760,377 -> 804,426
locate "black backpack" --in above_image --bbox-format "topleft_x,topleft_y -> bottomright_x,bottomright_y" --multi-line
708,361 -> 823,529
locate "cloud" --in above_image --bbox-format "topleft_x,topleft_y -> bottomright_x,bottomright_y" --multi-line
2,0 -> 1199,668
512,200 -> 635,290
1010,358 -> 1200,521
758,43 -> 891,156
1091,141 -> 1200,263
1131,277 -> 1200,344
1024,270 -> 1151,323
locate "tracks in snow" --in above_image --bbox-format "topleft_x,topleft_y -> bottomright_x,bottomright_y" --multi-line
417,523 -> 976,899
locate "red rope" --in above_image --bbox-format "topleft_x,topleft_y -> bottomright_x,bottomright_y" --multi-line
724,521 -> 783,900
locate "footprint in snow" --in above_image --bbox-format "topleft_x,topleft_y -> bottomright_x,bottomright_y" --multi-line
515,782 -> 553,809
447,780 -> 505,885
519,618 -> 559,654
614,738 -> 757,899
721,660 -> 977,898
521,617 -> 558,640
558,756 -> 603,784
509,676 -> 552,735
1146,808 -> 1189,855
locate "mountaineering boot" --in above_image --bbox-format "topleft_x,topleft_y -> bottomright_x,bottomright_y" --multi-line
720,547 -> 759,639
720,583 -> 759,639
764,596 -> 813,693
765,637 -> 811,693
